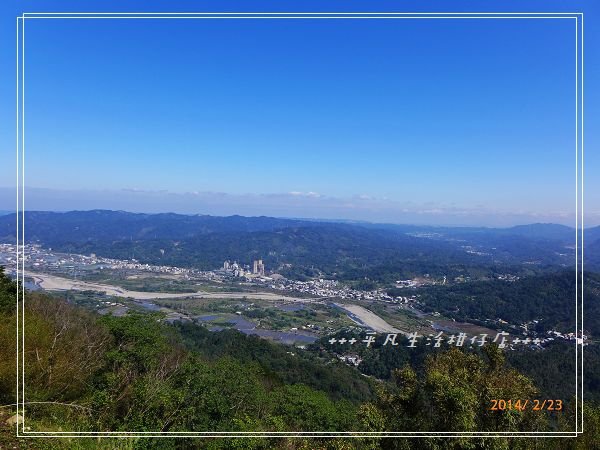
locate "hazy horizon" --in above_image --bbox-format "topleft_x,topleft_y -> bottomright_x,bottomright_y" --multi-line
1,186 -> 594,228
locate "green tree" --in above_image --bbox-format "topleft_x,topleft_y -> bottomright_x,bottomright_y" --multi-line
361,346 -> 547,449
0,266 -> 18,314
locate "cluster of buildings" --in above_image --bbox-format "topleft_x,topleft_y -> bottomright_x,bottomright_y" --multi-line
222,259 -> 266,278
395,276 -> 444,288
253,259 -> 266,276
395,279 -> 419,288
0,243 -> 219,281
0,243 -> 16,271
337,353 -> 362,367
485,316 -> 590,347
506,330 -> 588,348
545,330 -> 588,345
3,244 -> 588,351
496,273 -> 520,282
268,277 -> 418,304
461,245 -> 491,256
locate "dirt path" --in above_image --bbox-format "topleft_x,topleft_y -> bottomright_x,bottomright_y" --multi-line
335,303 -> 406,334
30,273 -> 318,302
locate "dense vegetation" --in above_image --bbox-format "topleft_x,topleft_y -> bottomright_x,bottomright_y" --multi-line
4,211 -> 597,247
507,342 -> 600,404
318,329 -> 600,405
0,212 -> 495,279
417,271 -> 599,336
174,322 -> 375,404
1,267 -> 600,448
0,210 -> 316,243
3,211 -> 598,282
0,267 -> 363,447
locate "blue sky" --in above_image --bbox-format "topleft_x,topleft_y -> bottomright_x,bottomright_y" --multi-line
0,1 -> 598,226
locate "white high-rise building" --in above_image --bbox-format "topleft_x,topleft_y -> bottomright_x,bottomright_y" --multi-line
252,259 -> 265,276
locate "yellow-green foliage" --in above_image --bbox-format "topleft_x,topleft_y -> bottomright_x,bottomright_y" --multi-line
1,267 -> 600,449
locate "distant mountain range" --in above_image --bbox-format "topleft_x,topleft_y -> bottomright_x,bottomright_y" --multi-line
0,210 -> 597,278
0,210 -> 318,243
0,210 -> 596,243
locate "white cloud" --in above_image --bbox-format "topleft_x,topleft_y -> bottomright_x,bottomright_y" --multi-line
288,191 -> 322,198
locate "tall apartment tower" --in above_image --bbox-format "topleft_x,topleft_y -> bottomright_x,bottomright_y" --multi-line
258,259 -> 265,276
252,259 -> 265,276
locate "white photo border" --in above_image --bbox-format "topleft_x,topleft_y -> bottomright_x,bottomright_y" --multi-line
15,11 -> 585,438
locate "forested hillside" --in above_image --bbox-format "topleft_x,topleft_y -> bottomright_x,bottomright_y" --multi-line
418,271 -> 600,336
1,210 -> 592,280
0,210 -> 316,243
